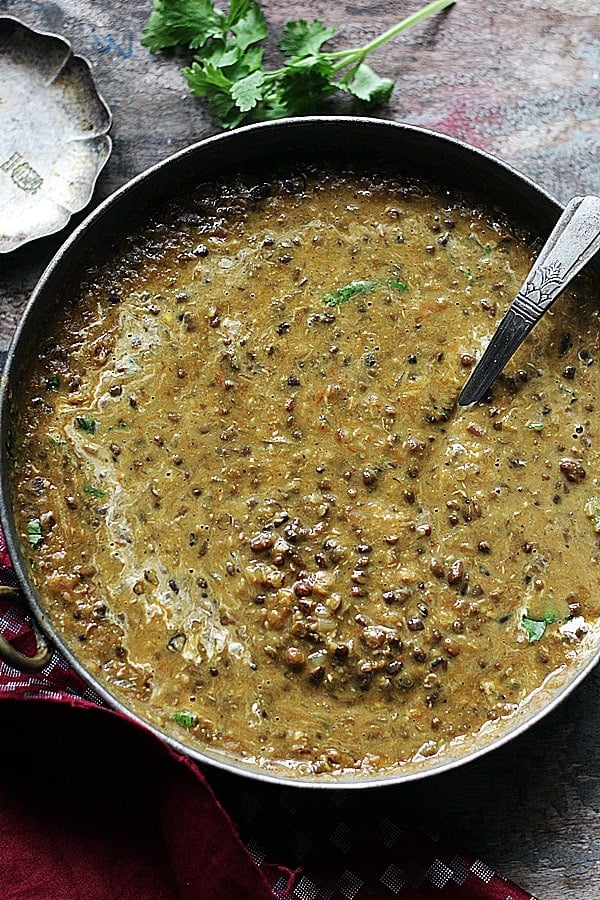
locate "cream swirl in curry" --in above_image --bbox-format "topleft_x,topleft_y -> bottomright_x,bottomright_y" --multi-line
11,170 -> 600,777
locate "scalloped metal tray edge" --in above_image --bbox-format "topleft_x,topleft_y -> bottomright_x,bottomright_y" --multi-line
0,15 -> 112,253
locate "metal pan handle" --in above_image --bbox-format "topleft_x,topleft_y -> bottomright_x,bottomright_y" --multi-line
0,585 -> 52,673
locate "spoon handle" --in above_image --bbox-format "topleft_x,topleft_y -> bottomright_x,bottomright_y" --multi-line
458,195 -> 600,406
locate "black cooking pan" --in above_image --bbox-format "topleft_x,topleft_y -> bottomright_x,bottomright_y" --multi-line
1,117 -> 598,787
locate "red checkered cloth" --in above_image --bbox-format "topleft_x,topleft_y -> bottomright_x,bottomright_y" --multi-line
0,529 -> 536,900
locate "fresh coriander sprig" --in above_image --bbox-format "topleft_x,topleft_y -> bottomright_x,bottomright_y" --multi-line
142,0 -> 455,128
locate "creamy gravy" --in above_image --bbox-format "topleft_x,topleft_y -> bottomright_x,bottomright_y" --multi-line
11,170 -> 600,777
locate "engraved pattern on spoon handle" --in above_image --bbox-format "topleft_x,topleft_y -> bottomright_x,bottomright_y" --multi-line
511,265 -> 564,325
511,195 -> 600,324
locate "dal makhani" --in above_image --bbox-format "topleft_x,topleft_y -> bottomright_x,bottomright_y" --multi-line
11,169 -> 600,777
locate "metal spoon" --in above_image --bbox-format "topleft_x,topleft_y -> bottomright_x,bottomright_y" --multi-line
458,195 -> 600,406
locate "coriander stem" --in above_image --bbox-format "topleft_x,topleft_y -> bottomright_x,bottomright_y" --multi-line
329,0 -> 455,70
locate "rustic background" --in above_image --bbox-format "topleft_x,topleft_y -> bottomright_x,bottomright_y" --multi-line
0,1 -> 599,897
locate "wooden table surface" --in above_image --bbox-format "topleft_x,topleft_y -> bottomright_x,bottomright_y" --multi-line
1,1 -> 599,896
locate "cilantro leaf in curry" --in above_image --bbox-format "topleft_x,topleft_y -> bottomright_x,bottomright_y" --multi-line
323,277 -> 408,307
521,607 -> 562,643
83,485 -> 106,499
172,709 -> 198,727
75,415 -> 98,435
26,519 -> 43,549
323,280 -> 379,307
142,0 -> 455,128
584,496 -> 600,532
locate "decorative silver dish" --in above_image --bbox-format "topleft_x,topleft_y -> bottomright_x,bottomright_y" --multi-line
0,15 -> 112,253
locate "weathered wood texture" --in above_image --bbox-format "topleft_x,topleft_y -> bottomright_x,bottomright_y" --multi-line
0,1 -> 599,897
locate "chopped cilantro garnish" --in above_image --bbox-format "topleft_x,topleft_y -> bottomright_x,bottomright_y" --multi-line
323,276 -> 409,307
521,616 -> 548,642
521,608 -> 561,643
83,485 -> 106,499
323,280 -> 378,307
386,277 -> 408,292
172,710 -> 198,728
75,415 -> 98,434
26,519 -> 43,549
584,496 -> 600,532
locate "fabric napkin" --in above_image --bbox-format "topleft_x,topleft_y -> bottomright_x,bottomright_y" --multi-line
0,529 -> 537,900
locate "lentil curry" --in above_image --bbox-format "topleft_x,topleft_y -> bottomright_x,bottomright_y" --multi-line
11,169 -> 600,778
